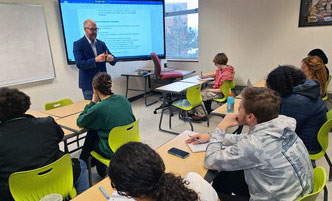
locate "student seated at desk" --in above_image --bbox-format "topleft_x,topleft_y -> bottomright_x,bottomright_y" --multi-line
308,48 -> 329,81
108,142 -> 219,201
266,66 -> 326,154
187,87 -> 313,200
192,53 -> 234,121
77,72 -> 135,178
301,56 -> 328,98
0,87 -> 89,201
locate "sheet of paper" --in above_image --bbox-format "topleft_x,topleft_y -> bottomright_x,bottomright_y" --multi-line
110,191 -> 135,201
187,142 -> 208,153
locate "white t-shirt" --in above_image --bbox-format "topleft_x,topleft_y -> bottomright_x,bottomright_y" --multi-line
184,172 -> 219,201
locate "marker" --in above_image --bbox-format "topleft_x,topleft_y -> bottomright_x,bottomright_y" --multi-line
99,186 -> 110,200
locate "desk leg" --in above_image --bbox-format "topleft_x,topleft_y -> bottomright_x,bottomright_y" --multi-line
144,75 -> 158,107
158,92 -> 179,135
125,75 -> 129,98
63,139 -> 69,153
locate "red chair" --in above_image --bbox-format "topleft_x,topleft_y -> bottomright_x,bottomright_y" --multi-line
151,52 -> 183,114
151,52 -> 183,81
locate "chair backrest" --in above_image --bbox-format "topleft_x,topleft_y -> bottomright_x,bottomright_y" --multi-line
221,80 -> 233,98
317,119 -> 332,153
9,154 -> 76,201
108,118 -> 140,152
326,109 -> 332,120
186,85 -> 203,108
322,75 -> 331,101
298,166 -> 326,201
45,98 -> 73,110
151,52 -> 161,78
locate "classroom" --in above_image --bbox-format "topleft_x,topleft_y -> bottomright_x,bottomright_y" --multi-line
0,0 -> 331,200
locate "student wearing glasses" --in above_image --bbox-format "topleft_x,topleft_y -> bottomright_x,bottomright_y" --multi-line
73,19 -> 116,100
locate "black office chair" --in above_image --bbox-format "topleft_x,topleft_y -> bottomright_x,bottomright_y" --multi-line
151,52 -> 183,114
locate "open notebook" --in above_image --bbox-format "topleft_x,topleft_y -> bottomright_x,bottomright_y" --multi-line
186,130 -> 209,153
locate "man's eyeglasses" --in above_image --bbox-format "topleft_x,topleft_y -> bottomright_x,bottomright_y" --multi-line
86,27 -> 99,32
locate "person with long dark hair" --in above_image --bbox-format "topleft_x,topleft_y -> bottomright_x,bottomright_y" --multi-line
77,72 -> 135,178
108,142 -> 219,201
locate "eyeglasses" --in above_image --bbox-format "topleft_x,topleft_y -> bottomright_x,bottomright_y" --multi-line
85,27 -> 99,32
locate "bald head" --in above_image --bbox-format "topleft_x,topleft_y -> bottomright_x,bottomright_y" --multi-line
84,19 -> 97,41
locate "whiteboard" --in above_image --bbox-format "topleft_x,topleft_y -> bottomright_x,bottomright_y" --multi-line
0,3 -> 55,87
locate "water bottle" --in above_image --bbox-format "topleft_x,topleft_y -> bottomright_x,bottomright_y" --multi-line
227,93 -> 235,113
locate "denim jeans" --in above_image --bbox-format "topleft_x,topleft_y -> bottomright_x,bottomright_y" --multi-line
74,159 -> 89,194
82,89 -> 93,100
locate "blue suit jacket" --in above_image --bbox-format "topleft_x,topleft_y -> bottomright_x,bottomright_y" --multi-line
73,36 -> 116,90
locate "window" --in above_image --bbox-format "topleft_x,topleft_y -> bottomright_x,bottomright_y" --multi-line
165,0 -> 198,59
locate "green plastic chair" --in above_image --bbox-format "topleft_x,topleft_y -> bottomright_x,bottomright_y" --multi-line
298,166 -> 327,201
213,80 -> 235,103
9,154 -> 76,201
171,85 -> 209,130
326,109 -> 332,120
87,119 -> 140,186
322,75 -> 331,101
310,119 -> 332,181
44,98 -> 73,110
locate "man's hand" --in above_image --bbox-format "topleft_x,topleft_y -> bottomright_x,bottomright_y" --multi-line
218,113 -> 240,131
105,50 -> 114,62
186,134 -> 210,145
95,53 -> 106,62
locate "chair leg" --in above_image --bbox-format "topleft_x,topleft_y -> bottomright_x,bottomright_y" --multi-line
324,185 -> 328,201
324,153 -> 332,180
201,105 -> 209,127
311,160 -> 317,168
87,156 -> 92,187
169,106 -> 172,129
186,111 -> 194,131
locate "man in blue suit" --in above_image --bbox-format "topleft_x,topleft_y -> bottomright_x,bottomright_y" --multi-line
73,19 -> 116,100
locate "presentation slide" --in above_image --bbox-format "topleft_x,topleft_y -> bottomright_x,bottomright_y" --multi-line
59,0 -> 165,63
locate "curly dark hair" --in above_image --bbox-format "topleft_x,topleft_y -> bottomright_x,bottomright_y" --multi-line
266,65 -> 305,96
92,72 -> 113,95
108,142 -> 199,201
0,87 -> 31,122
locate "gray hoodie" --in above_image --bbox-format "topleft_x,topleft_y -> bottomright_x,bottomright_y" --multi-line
205,115 -> 313,201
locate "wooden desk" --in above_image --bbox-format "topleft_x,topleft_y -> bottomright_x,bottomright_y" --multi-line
27,110 -> 58,119
71,131 -> 207,201
42,100 -> 89,118
236,79 -> 267,99
155,82 -> 200,134
211,98 -> 241,117
55,113 -> 87,154
253,79 -> 266,87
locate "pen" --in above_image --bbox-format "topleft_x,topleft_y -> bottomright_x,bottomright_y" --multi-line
201,71 -> 203,76
99,186 -> 110,200
189,135 -> 203,144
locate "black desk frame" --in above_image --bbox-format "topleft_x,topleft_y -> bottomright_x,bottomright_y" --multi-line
121,72 -> 157,106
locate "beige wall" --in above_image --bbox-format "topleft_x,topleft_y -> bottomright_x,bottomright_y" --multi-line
1,0 -> 332,110
199,0 -> 332,87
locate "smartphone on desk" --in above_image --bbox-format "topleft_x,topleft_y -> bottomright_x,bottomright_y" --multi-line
168,147 -> 190,159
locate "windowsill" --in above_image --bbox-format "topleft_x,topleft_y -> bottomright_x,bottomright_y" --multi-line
166,59 -> 199,62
